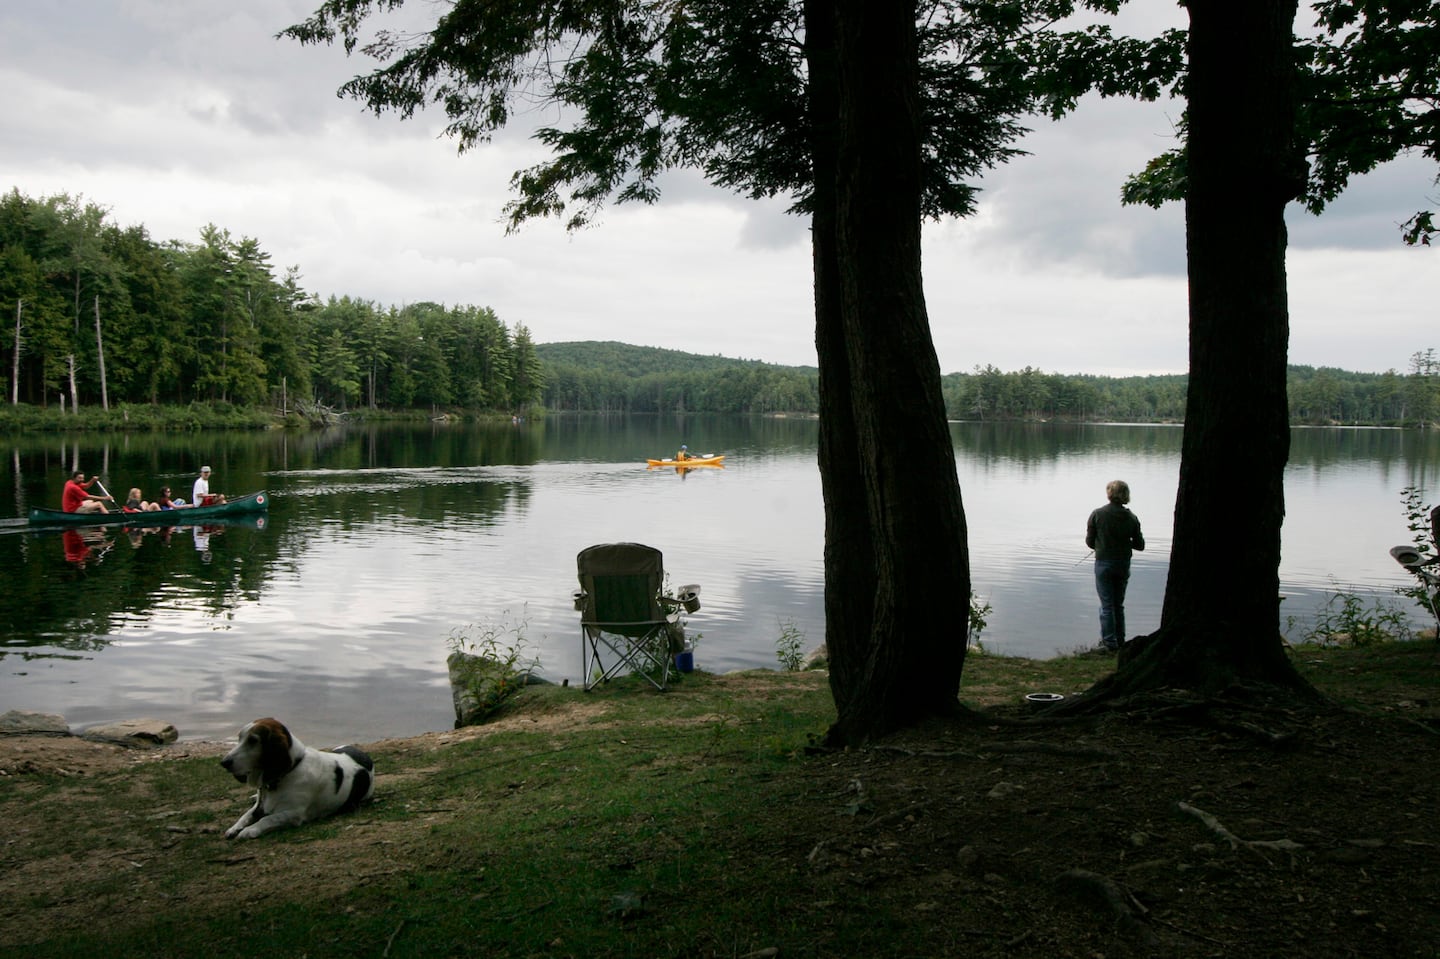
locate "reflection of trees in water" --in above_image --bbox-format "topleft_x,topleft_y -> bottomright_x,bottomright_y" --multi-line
0,518 -> 278,654
1288,427 -> 1440,476
0,647 -> 106,663
952,422 -> 1185,465
4,420 -> 1437,658
943,422 -> 1440,478
541,412 -> 820,462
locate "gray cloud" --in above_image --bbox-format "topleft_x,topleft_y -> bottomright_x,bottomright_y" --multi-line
0,0 -> 1433,377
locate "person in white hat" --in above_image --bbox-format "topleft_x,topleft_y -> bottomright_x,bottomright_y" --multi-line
193,466 -> 214,506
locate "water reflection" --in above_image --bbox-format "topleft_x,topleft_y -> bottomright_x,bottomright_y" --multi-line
0,418 -> 1435,745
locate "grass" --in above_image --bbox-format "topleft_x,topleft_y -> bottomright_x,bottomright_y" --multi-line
4,641 -> 1435,958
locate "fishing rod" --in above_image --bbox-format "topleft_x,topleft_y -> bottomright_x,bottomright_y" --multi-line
1073,549 -> 1094,567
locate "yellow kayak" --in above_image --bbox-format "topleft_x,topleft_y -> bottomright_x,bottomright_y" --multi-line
646,454 -> 725,467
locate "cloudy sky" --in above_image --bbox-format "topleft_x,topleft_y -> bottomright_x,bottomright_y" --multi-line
3,1 -> 1435,376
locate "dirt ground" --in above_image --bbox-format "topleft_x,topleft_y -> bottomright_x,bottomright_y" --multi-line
2,674 -> 1438,957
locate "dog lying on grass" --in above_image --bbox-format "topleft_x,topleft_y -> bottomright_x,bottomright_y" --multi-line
220,717 -> 374,839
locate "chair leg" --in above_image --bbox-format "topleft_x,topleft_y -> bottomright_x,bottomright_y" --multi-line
581,627 -> 670,691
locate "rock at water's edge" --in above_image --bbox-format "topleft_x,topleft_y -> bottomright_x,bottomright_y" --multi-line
81,719 -> 179,748
0,710 -> 71,737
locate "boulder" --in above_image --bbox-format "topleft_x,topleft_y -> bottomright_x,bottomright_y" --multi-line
0,709 -> 70,736
81,719 -> 178,748
448,651 -> 550,728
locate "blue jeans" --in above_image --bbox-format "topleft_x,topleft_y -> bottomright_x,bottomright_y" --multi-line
1094,558 -> 1131,649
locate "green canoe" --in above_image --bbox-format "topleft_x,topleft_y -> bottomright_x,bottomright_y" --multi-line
29,491 -> 270,526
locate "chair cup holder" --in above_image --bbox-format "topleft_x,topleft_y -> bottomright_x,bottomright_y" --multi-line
677,585 -> 701,613
572,590 -> 586,611
1391,546 -> 1423,567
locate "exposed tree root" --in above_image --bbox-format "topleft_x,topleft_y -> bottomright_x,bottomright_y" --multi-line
870,740 -> 1119,761
1177,801 -> 1304,863
1053,868 -> 1158,945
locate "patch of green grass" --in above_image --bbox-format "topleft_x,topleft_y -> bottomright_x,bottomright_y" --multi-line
13,672 -> 838,958
958,645 -> 1117,708
1290,636 -> 1438,710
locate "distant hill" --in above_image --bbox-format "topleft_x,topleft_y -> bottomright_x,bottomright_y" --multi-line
535,340 -> 817,376
535,341 -> 820,414
534,341 -> 1423,425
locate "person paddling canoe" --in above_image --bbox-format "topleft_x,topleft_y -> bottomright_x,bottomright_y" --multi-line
62,470 -> 112,515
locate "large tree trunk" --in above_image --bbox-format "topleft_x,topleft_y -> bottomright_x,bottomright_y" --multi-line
1107,0 -> 1313,697
808,0 -> 971,744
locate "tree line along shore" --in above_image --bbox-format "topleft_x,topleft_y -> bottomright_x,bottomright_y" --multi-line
3,190 -> 1434,427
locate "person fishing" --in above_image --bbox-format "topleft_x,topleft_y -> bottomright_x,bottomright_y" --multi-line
1085,479 -> 1145,652
61,470 -> 112,515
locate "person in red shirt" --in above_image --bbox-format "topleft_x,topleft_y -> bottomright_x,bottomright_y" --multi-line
61,470 -> 111,514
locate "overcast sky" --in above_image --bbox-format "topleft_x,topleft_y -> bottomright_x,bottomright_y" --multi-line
2,1 -> 1435,376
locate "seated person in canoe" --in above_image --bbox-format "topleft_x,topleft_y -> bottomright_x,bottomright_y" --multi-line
193,466 -> 227,506
124,487 -> 162,512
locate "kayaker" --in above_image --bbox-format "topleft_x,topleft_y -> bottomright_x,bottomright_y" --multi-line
675,445 -> 689,462
61,470 -> 111,514
1085,479 -> 1145,652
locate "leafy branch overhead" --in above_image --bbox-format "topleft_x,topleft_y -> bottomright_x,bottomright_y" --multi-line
1121,0 -> 1440,232
280,1 -> 1184,231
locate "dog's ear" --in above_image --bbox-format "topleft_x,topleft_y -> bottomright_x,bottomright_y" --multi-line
254,718 -> 295,788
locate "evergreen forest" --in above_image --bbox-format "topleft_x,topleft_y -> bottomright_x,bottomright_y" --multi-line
3,188 -> 1435,426
0,190 -> 543,417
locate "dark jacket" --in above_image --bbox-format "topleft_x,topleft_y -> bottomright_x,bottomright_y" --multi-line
1086,502 -> 1144,561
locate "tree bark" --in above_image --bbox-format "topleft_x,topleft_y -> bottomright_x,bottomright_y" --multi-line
809,0 -> 972,744
1107,0 -> 1314,697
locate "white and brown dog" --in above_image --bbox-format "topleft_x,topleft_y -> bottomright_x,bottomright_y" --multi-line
220,717 -> 375,840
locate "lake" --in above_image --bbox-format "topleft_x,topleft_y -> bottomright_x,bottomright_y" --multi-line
1,417 -> 1435,744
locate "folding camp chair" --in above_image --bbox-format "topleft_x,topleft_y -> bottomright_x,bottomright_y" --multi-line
574,542 -> 698,691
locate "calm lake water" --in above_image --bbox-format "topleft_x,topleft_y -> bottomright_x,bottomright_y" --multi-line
1,417 -> 1436,744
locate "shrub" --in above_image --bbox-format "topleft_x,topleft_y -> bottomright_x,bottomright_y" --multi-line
1289,588 -> 1412,647
445,613 -> 540,726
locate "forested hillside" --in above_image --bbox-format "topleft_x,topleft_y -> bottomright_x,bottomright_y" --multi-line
547,342 -> 1440,426
537,341 -> 818,414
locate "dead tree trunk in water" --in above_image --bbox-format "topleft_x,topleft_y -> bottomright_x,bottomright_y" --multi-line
94,296 -> 109,411
10,299 -> 19,406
